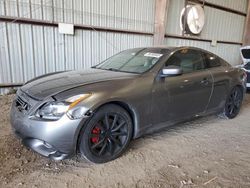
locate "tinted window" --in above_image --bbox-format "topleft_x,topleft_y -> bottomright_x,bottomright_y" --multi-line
242,49 -> 250,59
166,49 -> 205,73
204,53 -> 221,68
244,62 -> 250,70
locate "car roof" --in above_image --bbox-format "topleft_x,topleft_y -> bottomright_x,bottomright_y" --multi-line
133,46 -> 211,53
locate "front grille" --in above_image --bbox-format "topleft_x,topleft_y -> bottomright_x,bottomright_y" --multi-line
247,72 -> 250,83
16,96 -> 30,112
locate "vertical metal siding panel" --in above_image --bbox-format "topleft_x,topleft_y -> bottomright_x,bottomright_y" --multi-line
106,0 -> 115,28
0,26 -> 4,84
143,35 -> 152,46
165,0 -> 185,35
91,31 -> 101,65
53,0 -> 155,32
0,0 -> 5,16
6,0 -> 18,17
18,0 -> 31,18
121,0 -> 128,30
44,27 -> 55,73
138,0 -> 144,31
200,7 -> 245,43
32,25 -> 45,76
206,0 -> 247,13
42,0 -> 53,21
73,0 -> 82,25
139,0 -> 144,32
7,23 -> 24,83
31,0 -> 42,20
53,0 -> 64,23
99,32 -> 107,62
0,22 -> 12,95
127,0 -> 133,31
54,28 -> 65,71
83,0 -> 91,25
99,0 -> 107,28
20,24 -> 35,80
106,32 -> 115,58
83,30 -> 92,68
146,0 -> 154,33
115,0 -> 122,29
134,0 -> 140,31
143,0 -> 148,32
0,23 -> 12,83
127,34 -> 134,49
74,30 -> 84,69
115,33 -> 122,53
92,0 -> 100,27
64,0 -> 73,23
64,35 -> 74,70
120,33 -> 127,51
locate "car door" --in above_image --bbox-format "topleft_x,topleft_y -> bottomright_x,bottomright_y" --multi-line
152,49 -> 213,124
203,52 -> 231,111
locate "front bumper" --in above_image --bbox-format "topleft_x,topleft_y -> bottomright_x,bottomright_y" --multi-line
10,97 -> 89,160
16,133 -> 69,160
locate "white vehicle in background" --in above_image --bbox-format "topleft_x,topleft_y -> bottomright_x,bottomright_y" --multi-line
240,46 -> 250,89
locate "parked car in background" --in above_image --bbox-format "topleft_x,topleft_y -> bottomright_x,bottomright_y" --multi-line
240,46 -> 250,89
10,47 -> 246,163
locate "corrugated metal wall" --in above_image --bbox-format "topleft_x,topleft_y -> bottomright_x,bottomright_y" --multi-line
0,0 -> 248,95
206,0 -> 247,12
0,0 -> 155,94
165,0 -> 247,65
0,0 -> 155,32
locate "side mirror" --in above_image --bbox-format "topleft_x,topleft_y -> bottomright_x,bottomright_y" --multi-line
161,65 -> 183,77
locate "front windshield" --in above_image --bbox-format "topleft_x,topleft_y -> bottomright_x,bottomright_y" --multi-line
95,48 -> 169,74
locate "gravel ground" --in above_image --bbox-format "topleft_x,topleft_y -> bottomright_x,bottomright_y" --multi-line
0,93 -> 250,188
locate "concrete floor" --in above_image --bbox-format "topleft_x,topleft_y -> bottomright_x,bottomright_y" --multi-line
0,93 -> 250,188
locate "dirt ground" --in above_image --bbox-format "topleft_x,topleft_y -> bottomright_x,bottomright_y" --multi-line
1,93 -> 250,188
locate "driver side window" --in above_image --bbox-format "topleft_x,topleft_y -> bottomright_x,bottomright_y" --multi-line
166,49 -> 205,74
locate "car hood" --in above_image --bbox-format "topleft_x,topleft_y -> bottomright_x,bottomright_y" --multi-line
21,68 -> 137,100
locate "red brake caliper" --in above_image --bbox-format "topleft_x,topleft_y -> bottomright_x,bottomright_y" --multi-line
91,127 -> 101,143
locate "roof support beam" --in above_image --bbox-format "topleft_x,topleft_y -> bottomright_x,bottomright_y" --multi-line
153,0 -> 169,45
243,0 -> 250,46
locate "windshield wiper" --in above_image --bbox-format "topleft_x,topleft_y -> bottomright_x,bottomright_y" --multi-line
107,68 -> 120,72
92,67 -> 119,72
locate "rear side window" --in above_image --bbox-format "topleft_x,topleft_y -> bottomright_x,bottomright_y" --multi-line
166,49 -> 205,73
204,53 -> 221,68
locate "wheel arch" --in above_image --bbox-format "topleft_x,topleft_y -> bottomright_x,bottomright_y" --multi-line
235,84 -> 244,92
94,101 -> 140,139
75,100 -> 140,155
229,84 -> 245,96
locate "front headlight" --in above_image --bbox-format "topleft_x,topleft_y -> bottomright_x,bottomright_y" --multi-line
35,94 -> 91,120
36,102 -> 69,120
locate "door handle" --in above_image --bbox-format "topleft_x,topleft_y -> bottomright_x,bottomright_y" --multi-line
200,78 -> 209,85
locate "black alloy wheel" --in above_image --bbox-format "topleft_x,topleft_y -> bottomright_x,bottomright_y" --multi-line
78,104 -> 133,163
224,87 -> 243,119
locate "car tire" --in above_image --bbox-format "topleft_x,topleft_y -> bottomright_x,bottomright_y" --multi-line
221,86 -> 243,119
78,104 -> 133,163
